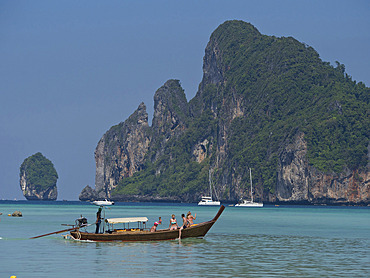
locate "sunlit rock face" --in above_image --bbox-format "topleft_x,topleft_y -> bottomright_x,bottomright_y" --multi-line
277,132 -> 369,205
93,102 -> 151,199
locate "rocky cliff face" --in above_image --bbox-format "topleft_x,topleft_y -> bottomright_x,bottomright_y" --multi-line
84,102 -> 151,199
277,131 -> 310,202
80,20 -> 369,205
78,185 -> 97,201
151,80 -> 189,161
277,132 -> 369,204
80,80 -> 193,201
20,171 -> 58,200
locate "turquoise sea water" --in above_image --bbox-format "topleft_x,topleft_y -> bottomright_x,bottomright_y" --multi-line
0,201 -> 369,277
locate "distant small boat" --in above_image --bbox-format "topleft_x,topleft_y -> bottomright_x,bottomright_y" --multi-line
235,168 -> 263,208
198,169 -> 220,206
92,199 -> 115,206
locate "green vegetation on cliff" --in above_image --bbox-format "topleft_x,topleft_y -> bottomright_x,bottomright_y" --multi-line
113,108 -> 217,198
203,21 -> 368,192
112,20 -> 369,200
20,152 -> 58,190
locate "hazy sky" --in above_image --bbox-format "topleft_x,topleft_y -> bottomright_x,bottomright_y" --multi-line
1,0 -> 369,200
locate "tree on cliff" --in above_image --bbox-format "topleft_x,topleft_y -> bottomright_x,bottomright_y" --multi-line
20,152 -> 58,200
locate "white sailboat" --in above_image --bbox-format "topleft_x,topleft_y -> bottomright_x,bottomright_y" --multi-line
235,168 -> 263,207
198,169 -> 220,206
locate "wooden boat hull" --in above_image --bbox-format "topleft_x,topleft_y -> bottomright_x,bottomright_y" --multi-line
70,205 -> 225,242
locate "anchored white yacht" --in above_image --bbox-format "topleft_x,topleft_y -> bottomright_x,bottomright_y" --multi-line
235,168 -> 263,207
198,169 -> 220,206
198,196 -> 221,206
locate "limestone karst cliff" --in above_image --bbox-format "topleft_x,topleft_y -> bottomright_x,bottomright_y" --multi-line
20,152 -> 58,200
93,102 -> 151,199
276,131 -> 369,204
80,20 -> 369,205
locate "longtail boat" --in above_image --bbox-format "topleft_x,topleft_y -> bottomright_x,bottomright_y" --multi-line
69,205 -> 225,242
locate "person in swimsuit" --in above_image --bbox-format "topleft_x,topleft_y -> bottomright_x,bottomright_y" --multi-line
187,211 -> 196,226
150,217 -> 162,232
178,213 -> 189,239
150,222 -> 158,232
169,214 -> 178,230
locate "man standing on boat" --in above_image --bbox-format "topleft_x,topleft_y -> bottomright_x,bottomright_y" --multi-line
95,207 -> 102,234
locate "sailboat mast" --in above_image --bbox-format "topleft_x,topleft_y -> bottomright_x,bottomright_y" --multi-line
209,169 -> 212,199
249,168 -> 253,203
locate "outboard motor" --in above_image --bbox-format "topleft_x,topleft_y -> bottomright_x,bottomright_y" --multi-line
75,215 -> 88,227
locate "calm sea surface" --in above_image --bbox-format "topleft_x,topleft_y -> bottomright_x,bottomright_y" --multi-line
0,201 -> 369,277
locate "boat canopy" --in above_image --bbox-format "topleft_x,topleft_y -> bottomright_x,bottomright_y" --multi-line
106,217 -> 148,224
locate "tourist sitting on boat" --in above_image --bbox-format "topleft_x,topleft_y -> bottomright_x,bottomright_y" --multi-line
150,222 -> 158,232
150,217 -> 162,232
178,213 -> 190,239
187,211 -> 196,225
169,214 -> 178,230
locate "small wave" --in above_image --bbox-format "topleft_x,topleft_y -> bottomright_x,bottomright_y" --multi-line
64,236 -> 95,243
72,239 -> 96,243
